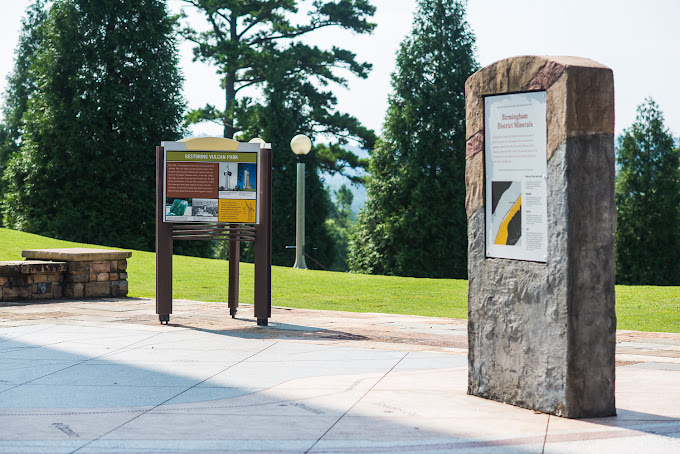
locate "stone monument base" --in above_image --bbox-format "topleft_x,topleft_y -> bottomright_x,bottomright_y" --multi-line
465,56 -> 616,418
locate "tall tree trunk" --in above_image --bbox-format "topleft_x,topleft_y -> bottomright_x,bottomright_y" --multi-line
223,13 -> 238,139
224,71 -> 236,138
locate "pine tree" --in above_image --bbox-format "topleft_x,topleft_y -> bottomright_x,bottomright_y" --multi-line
349,0 -> 478,278
2,0 -> 189,252
182,1 -> 377,267
234,58 -> 341,268
0,0 -> 48,173
180,0 -> 375,141
615,98 -> 680,284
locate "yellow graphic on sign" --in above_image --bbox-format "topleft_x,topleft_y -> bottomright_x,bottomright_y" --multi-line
494,196 -> 521,245
218,199 -> 257,223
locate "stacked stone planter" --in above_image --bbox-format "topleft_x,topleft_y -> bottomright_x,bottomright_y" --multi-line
0,248 -> 132,302
0,261 -> 67,300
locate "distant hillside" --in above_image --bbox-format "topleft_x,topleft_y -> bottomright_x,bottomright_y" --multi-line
322,144 -> 368,214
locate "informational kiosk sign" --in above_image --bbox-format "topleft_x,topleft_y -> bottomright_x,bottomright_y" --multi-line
161,141 -> 260,224
156,137 -> 273,326
484,91 -> 548,262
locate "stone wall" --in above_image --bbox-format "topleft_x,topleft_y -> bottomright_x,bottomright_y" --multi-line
0,248 -> 131,302
465,56 -> 616,418
64,259 -> 129,298
0,261 -> 67,301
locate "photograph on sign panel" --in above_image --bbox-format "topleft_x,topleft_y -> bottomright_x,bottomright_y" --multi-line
166,197 -> 192,218
237,163 -> 257,191
192,198 -> 219,220
219,162 -> 238,191
491,181 -> 522,246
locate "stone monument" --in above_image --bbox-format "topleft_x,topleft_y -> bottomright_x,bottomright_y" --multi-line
465,56 -> 616,418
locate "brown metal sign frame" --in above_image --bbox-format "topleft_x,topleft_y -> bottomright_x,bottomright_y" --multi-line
155,143 -> 272,326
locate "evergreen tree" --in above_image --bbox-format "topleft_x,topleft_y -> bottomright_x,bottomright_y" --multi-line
349,0 -> 478,278
615,98 -> 680,285
182,1 -> 377,267
234,56 -> 342,269
2,0 -> 190,252
0,0 -> 48,173
326,184 -> 356,270
180,0 -> 375,141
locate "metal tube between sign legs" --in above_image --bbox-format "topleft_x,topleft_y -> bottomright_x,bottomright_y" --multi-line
156,146 -> 173,324
228,224 -> 239,318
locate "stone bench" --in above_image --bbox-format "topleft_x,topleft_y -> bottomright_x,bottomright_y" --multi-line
0,248 -> 132,302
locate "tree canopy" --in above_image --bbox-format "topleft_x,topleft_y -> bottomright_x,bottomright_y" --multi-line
2,0 -> 188,252
615,98 -> 680,285
349,0 -> 478,278
181,0 -> 378,267
180,0 -> 375,142
0,0 -> 48,174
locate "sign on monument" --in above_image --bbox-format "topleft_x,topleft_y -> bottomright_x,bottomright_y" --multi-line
484,91 -> 547,262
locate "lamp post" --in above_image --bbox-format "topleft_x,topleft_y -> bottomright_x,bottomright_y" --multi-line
291,134 -> 312,269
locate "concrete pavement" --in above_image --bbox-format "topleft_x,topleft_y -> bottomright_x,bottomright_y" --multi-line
0,298 -> 679,453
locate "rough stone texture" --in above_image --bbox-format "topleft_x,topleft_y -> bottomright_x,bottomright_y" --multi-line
68,273 -> 90,283
70,261 -> 92,273
0,260 -> 68,302
467,143 -> 570,414
465,56 -> 614,216
92,272 -> 110,282
1,249 -> 131,301
91,261 -> 111,273
22,248 -> 132,262
85,281 -> 112,297
465,56 -> 616,418
564,133 -> 617,417
64,282 -> 85,298
30,274 -> 48,284
20,261 -> 68,274
465,56 -> 548,139
111,280 -> 129,297
466,130 -> 484,159
465,152 -> 485,217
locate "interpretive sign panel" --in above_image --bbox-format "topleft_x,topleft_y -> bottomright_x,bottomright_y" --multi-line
162,142 -> 260,224
484,91 -> 548,262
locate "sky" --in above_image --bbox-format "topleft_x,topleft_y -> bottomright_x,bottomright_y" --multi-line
0,0 -> 679,141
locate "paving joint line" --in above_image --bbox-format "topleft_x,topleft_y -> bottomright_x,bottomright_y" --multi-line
304,351 -> 410,454
0,324 -> 60,345
542,414 -> 550,454
0,329 -> 168,397
68,340 -> 279,454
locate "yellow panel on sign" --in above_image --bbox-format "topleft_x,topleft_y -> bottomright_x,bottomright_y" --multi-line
218,199 -> 257,223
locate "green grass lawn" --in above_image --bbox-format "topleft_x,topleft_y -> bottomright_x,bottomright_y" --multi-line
0,228 -> 678,333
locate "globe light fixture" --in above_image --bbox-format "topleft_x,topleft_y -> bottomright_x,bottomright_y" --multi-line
290,134 -> 312,156
291,134 -> 312,269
